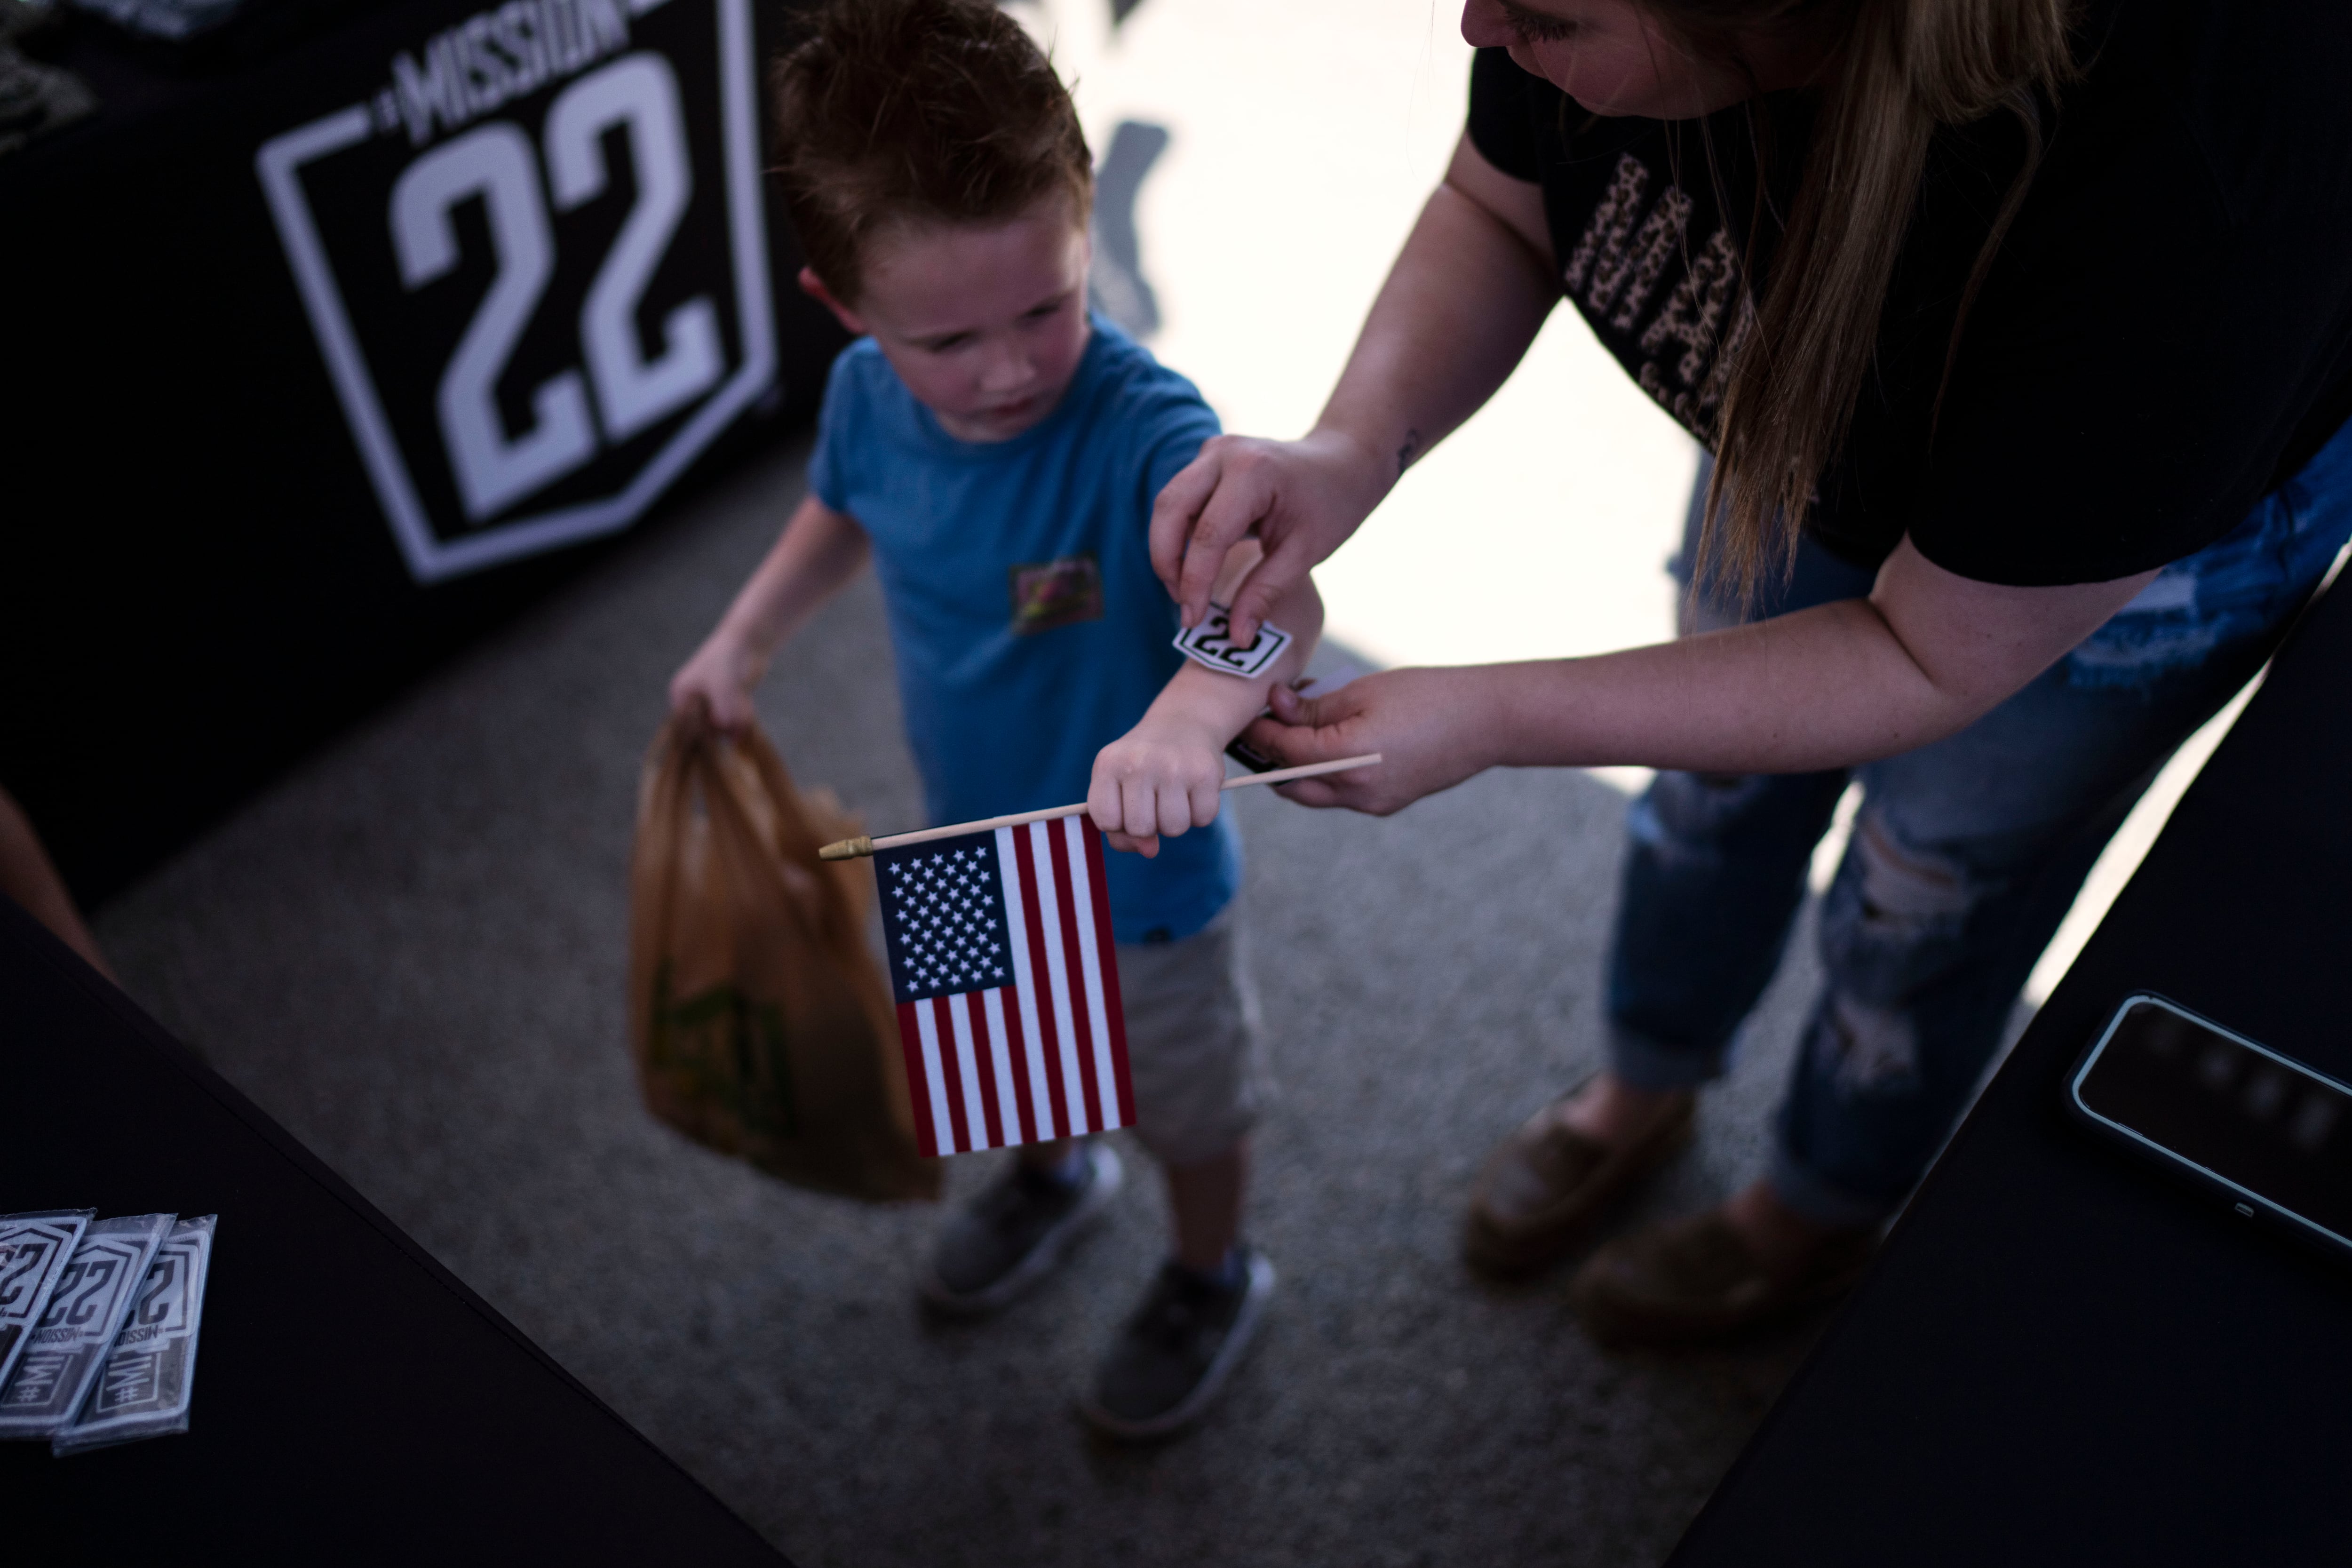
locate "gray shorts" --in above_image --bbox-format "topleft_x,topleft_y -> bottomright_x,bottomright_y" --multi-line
1116,906 -> 1268,1167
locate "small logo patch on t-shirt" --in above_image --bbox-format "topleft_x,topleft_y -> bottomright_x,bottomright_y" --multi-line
1009,554 -> 1105,634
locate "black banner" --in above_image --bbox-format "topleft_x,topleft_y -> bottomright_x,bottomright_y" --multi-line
259,0 -> 780,579
0,0 -> 844,902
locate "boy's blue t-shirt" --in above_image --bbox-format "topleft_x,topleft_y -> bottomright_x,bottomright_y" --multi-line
808,317 -> 1240,944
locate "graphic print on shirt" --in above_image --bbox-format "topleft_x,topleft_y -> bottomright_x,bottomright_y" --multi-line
1562,153 -> 1756,438
1008,552 -> 1106,634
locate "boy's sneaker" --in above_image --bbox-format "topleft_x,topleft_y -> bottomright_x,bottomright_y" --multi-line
1080,1246 -> 1275,1441
920,1143 -> 1122,1315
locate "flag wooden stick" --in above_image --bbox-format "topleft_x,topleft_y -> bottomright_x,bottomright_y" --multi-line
817,753 -> 1383,860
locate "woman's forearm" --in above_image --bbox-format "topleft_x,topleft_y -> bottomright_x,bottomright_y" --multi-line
1260,604 -> 2011,816
1479,600 -> 1975,775
1482,547 -> 2160,775
1254,543 -> 2156,815
1313,148 -> 1560,482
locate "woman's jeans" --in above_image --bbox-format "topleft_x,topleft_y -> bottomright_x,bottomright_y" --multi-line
1610,425 -> 2352,1226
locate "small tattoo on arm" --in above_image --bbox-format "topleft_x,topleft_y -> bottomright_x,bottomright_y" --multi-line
1397,428 -> 1423,474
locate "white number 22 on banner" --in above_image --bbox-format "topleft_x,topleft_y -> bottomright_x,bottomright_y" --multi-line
390,53 -> 720,520
257,0 -> 777,585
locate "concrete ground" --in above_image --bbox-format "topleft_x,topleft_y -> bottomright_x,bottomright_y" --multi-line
94,438 -> 1843,1568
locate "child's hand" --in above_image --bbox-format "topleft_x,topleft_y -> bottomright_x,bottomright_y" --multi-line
1088,717 -> 1226,858
668,631 -> 769,734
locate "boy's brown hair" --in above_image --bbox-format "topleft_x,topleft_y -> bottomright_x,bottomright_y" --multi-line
771,0 -> 1093,304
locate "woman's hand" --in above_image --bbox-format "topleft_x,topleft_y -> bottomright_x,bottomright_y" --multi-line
1149,428 -> 1394,647
667,631 -> 769,734
1238,669 -> 1502,816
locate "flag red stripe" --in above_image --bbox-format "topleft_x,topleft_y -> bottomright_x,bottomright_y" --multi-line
964,990 -> 1006,1150
1014,826 -> 1069,1139
1080,825 -> 1136,1128
895,1000 -> 941,1159
931,997 -> 972,1154
1047,820 -> 1105,1133
995,988 -> 1037,1146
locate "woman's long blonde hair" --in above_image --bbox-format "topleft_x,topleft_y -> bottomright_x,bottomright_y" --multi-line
1664,0 -> 2078,601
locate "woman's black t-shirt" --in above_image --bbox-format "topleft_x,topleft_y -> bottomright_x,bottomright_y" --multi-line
1467,0 -> 2352,585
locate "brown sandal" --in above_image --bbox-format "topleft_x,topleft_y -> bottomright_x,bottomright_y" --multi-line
1462,1088 -> 1696,1277
1567,1209 -> 1877,1347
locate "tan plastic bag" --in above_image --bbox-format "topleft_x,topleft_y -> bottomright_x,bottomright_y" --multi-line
628,716 -> 938,1202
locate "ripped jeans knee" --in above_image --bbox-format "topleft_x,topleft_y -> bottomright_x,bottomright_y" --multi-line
1607,766 -> 1850,1072
1803,813 -> 1979,1097
1819,812 -> 1976,1002
1778,804 -> 2057,1218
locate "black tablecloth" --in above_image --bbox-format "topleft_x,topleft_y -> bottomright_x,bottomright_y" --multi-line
0,899 -> 792,1563
1670,582 -> 2352,1566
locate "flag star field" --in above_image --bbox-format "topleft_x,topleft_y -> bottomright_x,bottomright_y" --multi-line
883,844 -> 1011,995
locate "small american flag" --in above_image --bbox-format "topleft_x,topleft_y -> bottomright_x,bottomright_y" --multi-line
877,817 -> 1133,1157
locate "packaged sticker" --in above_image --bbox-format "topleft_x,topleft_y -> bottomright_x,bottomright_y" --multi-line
54,1216 -> 217,1454
0,1209 -> 95,1391
0,1213 -> 173,1440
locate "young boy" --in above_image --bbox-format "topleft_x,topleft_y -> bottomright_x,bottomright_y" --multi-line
668,0 -> 1321,1440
